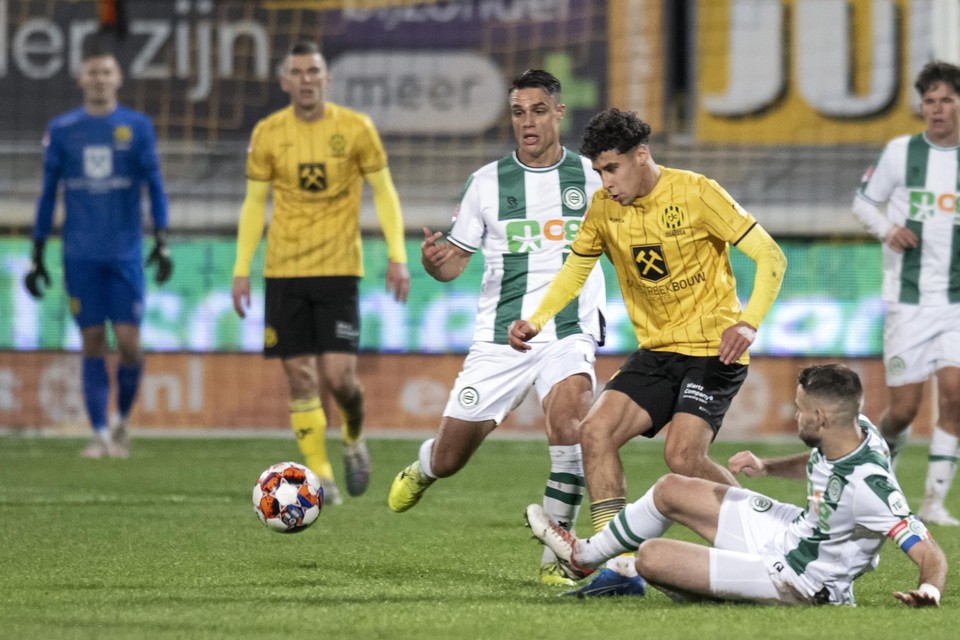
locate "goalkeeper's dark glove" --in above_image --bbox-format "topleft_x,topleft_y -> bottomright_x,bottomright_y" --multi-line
146,229 -> 173,285
24,239 -> 50,299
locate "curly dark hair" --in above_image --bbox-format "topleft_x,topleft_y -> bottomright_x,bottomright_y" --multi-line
580,108 -> 652,160
510,69 -> 561,99
915,60 -> 960,96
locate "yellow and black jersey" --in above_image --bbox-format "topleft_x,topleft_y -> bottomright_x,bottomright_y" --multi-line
246,102 -> 387,277
572,167 -> 757,360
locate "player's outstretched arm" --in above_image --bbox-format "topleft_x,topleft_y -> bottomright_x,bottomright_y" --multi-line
508,320 -> 539,352
729,451 -> 807,480
894,538 -> 947,608
420,227 -> 471,283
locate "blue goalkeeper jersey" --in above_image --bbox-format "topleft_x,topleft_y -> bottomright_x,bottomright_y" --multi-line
32,105 -> 168,262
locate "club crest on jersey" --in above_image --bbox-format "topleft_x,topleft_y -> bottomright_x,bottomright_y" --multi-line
113,125 -> 132,149
299,163 -> 327,192
458,386 -> 479,408
83,146 -> 112,179
632,244 -> 669,282
661,205 -> 688,237
750,495 -> 773,512
329,134 -> 347,158
826,475 -> 844,503
562,186 -> 586,211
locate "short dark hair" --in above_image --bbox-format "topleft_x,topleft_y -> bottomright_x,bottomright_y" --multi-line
510,69 -> 561,99
288,40 -> 321,57
798,364 -> 863,415
915,60 -> 960,96
580,108 -> 652,160
81,42 -> 117,63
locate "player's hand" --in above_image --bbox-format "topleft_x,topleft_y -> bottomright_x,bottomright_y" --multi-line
894,586 -> 940,608
386,260 -> 410,303
232,276 -> 251,319
24,259 -> 51,299
421,226 -> 453,269
884,225 -> 919,253
508,320 -> 539,352
729,450 -> 766,477
146,238 -> 173,284
719,321 -> 756,365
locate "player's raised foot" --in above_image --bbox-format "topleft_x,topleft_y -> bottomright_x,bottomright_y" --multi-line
109,415 -> 130,459
539,562 -> 577,587
563,568 -> 647,598
81,433 -> 111,459
524,504 -> 592,581
388,461 -> 434,513
918,500 -> 960,526
343,440 -> 371,497
318,477 -> 343,506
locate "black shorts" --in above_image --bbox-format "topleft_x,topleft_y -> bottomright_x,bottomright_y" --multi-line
263,276 -> 359,358
604,349 -> 747,437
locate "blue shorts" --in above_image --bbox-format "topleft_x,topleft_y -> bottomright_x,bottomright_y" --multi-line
63,258 -> 145,328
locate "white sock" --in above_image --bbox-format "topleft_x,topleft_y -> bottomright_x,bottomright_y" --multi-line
576,486 -> 672,568
924,426 -> 959,505
541,444 -> 584,565
418,438 -> 437,479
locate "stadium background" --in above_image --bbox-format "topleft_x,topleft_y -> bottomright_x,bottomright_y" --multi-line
0,0 -> 955,437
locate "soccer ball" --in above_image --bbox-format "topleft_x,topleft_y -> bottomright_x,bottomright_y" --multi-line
252,462 -> 324,533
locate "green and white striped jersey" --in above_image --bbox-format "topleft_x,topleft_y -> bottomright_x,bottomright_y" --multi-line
448,149 -> 605,344
854,133 -> 960,305
770,416 -> 925,605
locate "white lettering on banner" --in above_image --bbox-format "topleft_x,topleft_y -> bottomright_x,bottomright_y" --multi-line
0,0 -> 269,101
704,0 -> 931,118
344,0 -> 571,30
329,52 -> 504,134
140,356 -> 204,412
38,358 -> 85,423
0,368 -> 20,411
400,379 -> 449,416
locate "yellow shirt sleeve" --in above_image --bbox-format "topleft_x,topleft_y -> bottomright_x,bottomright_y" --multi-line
365,166 -> 407,263
233,179 -> 270,277
528,252 -> 600,331
733,224 -> 787,328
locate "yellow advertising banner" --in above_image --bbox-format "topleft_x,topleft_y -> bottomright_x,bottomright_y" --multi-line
0,352 -> 935,439
697,0 -> 928,144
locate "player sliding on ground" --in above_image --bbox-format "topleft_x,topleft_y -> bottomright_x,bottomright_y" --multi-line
525,364 -> 948,606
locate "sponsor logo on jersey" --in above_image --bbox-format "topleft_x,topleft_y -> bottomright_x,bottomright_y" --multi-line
887,490 -> 910,517
505,218 -> 581,253
908,190 -> 960,220
631,244 -> 669,282
335,321 -> 359,340
329,134 -> 347,158
562,186 -> 586,211
69,297 -> 81,317
299,163 -> 327,192
750,495 -> 773,512
83,145 -> 112,179
458,386 -> 479,408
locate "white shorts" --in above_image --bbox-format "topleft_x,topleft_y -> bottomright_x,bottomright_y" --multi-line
710,488 -> 807,605
442,334 -> 597,424
883,303 -> 960,386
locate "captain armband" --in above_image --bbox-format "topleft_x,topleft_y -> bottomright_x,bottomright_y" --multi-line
887,516 -> 932,553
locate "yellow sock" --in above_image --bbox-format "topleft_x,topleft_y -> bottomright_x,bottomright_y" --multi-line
290,397 -> 333,480
338,387 -> 365,445
590,497 -> 627,533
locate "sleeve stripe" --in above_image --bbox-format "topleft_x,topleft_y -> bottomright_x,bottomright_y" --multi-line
447,235 -> 478,253
732,221 -> 758,246
572,249 -> 603,258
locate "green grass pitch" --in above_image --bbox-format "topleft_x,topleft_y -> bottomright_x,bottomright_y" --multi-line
0,435 -> 956,639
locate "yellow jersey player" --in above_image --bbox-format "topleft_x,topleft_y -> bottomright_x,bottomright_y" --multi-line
232,41 -> 410,504
510,108 -> 786,596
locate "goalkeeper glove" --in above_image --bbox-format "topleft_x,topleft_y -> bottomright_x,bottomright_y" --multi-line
146,229 -> 173,284
24,239 -> 50,299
